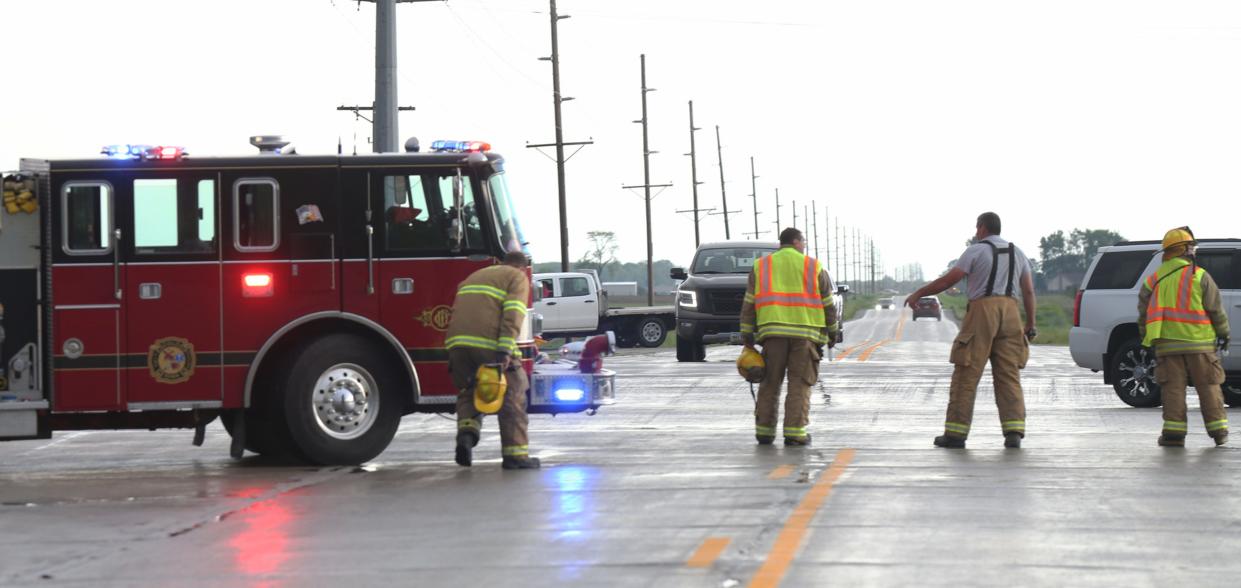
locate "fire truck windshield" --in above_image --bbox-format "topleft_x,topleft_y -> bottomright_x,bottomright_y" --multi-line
488,172 -> 527,254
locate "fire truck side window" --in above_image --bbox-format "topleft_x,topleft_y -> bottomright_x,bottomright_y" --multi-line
234,179 -> 279,252
132,179 -> 216,254
62,182 -> 113,254
382,172 -> 483,253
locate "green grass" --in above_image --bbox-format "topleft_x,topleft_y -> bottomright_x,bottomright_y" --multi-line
939,293 -> 1074,346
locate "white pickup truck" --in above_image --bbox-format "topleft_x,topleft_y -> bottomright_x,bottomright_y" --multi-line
533,272 -> 676,348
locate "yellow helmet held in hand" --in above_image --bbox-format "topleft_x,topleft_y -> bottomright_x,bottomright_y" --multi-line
473,364 -> 507,414
1161,227 -> 1196,252
736,347 -> 766,383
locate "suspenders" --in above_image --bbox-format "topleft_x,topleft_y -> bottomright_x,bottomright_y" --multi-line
981,240 -> 1017,297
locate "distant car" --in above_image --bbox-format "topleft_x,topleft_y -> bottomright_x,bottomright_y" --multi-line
912,296 -> 942,321
879,296 -> 894,309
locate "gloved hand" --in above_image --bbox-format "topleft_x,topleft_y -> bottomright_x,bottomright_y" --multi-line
1219,337 -> 1231,353
494,351 -> 512,370
1025,327 -> 1038,343
742,333 -> 755,348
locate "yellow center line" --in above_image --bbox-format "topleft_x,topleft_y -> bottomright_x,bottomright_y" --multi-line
687,536 -> 732,568
857,312 -> 908,362
768,464 -> 796,480
834,339 -> 871,359
748,448 -> 856,588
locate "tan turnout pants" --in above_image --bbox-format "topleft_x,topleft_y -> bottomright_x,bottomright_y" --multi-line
755,337 -> 820,440
449,348 -> 531,457
1155,352 -> 1229,439
944,296 -> 1029,439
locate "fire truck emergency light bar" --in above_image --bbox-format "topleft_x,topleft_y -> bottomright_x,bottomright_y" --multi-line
101,144 -> 188,160
429,140 -> 491,153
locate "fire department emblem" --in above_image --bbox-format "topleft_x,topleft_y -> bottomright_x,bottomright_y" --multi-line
417,305 -> 453,332
148,337 -> 196,384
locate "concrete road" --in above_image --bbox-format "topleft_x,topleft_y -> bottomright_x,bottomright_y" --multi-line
3,305 -> 1241,587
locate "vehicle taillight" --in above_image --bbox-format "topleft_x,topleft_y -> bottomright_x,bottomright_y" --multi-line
1073,290 -> 1083,327
243,273 -> 274,298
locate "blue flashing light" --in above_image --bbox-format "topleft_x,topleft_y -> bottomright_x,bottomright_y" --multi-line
429,140 -> 491,153
554,387 -> 586,403
100,144 -> 185,160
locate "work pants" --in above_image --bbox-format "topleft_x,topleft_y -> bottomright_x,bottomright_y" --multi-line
449,348 -> 531,457
944,296 -> 1029,439
1155,352 -> 1229,439
755,337 -> 820,441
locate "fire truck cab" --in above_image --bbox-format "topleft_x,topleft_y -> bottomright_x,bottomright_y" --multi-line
0,138 -> 614,464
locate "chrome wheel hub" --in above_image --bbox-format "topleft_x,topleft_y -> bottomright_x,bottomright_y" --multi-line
313,363 -> 379,440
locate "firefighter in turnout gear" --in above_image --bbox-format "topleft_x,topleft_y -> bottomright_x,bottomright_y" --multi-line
445,251 -> 540,469
740,228 -> 839,446
906,212 -> 1036,449
1139,227 -> 1232,447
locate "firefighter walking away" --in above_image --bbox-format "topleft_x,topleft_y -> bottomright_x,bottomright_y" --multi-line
740,228 -> 839,446
1139,227 -> 1231,447
905,212 -> 1036,449
446,251 -> 541,469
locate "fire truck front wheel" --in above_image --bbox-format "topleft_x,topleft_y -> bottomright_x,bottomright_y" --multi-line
280,334 -> 403,465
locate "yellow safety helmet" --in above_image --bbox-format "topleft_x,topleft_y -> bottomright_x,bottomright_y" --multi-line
1161,227 -> 1196,252
473,364 -> 507,414
736,347 -> 766,383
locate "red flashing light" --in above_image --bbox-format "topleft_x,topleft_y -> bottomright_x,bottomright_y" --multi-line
467,141 -> 490,153
158,146 -> 181,159
243,273 -> 274,298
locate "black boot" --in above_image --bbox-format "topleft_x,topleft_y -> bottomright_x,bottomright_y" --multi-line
502,455 -> 542,470
934,435 -> 966,448
756,435 -> 775,445
1157,434 -> 1185,447
784,434 -> 812,447
1004,433 -> 1022,449
455,431 -> 478,467
1214,432 -> 1229,447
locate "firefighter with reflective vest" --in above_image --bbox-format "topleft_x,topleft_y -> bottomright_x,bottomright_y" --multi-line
905,212 -> 1036,449
1139,227 -> 1231,447
445,251 -> 540,469
740,228 -> 839,446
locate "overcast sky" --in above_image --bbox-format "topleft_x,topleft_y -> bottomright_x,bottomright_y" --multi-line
4,1 -> 1241,279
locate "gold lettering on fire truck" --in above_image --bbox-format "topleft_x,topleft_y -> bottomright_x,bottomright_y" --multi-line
148,337 -> 196,384
417,305 -> 453,332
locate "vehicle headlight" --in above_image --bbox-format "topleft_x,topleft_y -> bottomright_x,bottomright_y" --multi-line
677,289 -> 697,309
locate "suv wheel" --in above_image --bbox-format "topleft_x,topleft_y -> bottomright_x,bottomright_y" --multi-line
676,335 -> 705,362
1223,382 -> 1241,408
1110,340 -> 1162,408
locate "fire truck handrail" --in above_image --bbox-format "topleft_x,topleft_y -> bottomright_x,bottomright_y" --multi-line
243,311 -> 421,408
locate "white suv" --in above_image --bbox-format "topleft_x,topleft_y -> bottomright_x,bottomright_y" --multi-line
1069,239 -> 1241,407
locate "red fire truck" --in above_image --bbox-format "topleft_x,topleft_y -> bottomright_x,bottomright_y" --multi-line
0,138 -> 615,464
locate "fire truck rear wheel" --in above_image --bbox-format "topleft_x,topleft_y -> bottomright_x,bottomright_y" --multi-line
280,334 -> 403,465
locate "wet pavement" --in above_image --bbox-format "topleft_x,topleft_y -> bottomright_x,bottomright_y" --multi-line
3,306 -> 1241,587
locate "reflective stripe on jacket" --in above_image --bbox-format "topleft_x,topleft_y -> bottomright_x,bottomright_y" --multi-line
445,264 -> 530,355
1140,257 -> 1215,349
740,247 -> 837,344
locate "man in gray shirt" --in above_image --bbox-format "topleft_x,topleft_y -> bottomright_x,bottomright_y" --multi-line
904,212 -> 1037,449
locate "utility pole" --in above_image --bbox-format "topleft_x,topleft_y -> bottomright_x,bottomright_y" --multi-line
623,54 -> 672,306
675,100 -> 713,247
791,198 -> 797,235
811,203 -> 819,261
746,157 -> 762,239
774,188 -> 783,230
707,126 -> 738,240
803,203 -> 808,245
343,0 -> 439,153
528,0 -> 593,271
